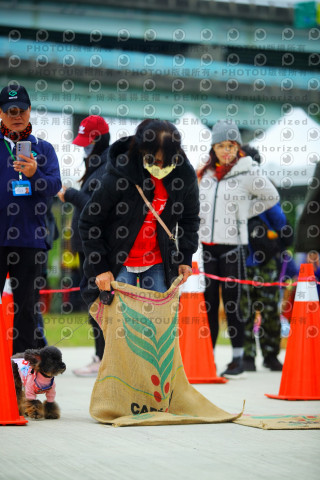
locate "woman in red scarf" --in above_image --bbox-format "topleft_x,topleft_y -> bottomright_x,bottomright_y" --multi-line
198,120 -> 279,378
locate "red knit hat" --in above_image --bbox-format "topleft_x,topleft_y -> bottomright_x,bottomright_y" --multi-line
73,115 -> 109,147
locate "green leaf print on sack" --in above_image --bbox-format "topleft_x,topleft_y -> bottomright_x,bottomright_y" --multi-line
119,296 -> 178,401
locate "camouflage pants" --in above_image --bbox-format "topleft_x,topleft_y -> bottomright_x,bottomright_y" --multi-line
241,259 -> 281,360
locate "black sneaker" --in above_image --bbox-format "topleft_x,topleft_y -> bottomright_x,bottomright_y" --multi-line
243,357 -> 256,372
263,356 -> 283,371
221,358 -> 246,379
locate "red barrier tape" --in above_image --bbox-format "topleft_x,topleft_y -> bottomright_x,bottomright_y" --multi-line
192,269 -> 320,288
39,287 -> 80,294
37,272 -> 320,294
199,273 -> 296,288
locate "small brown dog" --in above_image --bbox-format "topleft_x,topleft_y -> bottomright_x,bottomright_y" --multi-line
11,346 -> 66,419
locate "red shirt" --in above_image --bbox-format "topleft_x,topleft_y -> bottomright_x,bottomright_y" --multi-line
125,177 -> 168,267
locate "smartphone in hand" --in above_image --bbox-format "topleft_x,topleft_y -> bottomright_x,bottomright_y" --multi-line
16,141 -> 31,159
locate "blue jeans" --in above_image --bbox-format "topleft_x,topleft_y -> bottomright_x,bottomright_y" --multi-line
116,263 -> 167,293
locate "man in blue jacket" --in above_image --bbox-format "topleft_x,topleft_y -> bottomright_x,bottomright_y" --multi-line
0,84 -> 61,354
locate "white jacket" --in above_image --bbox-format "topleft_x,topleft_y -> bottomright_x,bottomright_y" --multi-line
199,156 -> 280,245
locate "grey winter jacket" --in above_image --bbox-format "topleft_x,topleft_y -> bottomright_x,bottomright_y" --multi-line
199,156 -> 280,245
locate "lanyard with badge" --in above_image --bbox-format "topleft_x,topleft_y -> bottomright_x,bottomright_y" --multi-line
4,139 -> 32,196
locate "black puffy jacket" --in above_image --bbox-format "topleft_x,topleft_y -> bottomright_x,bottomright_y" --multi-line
64,149 -> 108,253
78,136 -> 200,299
295,162 -> 320,252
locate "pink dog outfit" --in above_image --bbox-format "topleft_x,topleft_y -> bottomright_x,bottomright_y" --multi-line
12,358 -> 56,402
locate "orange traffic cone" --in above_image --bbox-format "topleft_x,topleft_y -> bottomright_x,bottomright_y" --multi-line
2,275 -> 14,356
266,263 -> 320,400
179,291 -> 227,384
0,295 -> 28,425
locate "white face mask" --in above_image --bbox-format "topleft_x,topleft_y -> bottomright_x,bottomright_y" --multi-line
84,143 -> 95,156
144,163 -> 176,180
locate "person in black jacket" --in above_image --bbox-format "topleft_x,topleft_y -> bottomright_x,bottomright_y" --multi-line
57,115 -> 110,376
78,119 -> 200,311
295,161 -> 320,255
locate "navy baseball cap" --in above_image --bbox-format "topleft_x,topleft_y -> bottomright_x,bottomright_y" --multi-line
0,84 -> 31,112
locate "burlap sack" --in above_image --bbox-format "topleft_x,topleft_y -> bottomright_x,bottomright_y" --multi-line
235,414 -> 320,430
89,276 -> 242,426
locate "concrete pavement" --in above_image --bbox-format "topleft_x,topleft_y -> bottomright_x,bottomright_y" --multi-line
1,345 -> 319,480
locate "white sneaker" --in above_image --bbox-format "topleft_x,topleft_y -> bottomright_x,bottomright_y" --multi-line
72,355 -> 101,377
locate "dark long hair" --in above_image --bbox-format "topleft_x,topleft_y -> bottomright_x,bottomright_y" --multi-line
79,132 -> 110,185
128,119 -> 187,167
197,141 -> 245,180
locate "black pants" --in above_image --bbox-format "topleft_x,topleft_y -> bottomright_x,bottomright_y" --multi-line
78,252 -> 105,360
0,246 -> 47,355
202,244 -> 247,350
